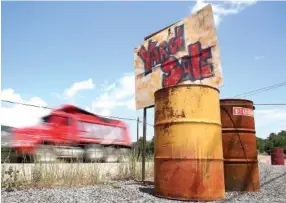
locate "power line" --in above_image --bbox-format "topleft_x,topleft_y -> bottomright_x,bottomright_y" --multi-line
232,81 -> 286,98
1,100 -> 52,109
2,79 -> 284,132
254,103 -> 286,106
233,81 -> 286,98
1,99 -> 154,127
218,103 -> 286,106
241,83 -> 286,98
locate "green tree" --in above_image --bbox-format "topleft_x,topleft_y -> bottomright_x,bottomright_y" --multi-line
259,130 -> 286,155
274,130 -> 286,153
132,136 -> 155,159
256,137 -> 265,153
264,139 -> 274,154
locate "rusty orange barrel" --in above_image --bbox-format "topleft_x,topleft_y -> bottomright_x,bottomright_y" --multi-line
271,147 -> 285,165
220,99 -> 260,192
154,84 -> 225,201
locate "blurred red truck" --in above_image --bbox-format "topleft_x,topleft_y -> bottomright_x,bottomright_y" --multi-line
10,105 -> 132,163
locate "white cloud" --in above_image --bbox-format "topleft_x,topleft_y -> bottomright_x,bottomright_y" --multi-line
114,73 -> 135,100
64,78 -> 95,98
92,93 -> 119,109
255,55 -> 264,60
88,73 -> 135,116
100,80 -> 116,92
105,84 -> 116,92
85,106 -> 91,112
229,0 -> 257,7
124,97 -> 136,110
1,89 -> 23,103
99,109 -> 111,117
1,89 -> 51,128
191,0 -> 257,27
255,108 -> 286,138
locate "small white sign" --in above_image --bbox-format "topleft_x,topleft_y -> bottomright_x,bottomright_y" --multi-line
233,107 -> 254,117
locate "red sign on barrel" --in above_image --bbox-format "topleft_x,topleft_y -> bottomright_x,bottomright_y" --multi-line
233,107 -> 254,117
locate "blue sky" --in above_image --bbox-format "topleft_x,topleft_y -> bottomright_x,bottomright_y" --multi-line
1,1 -> 286,141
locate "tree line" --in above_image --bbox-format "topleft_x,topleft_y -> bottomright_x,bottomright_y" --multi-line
257,130 -> 286,154
133,130 -> 286,157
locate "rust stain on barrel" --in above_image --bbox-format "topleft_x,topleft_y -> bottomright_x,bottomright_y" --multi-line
154,84 -> 225,201
220,99 -> 260,192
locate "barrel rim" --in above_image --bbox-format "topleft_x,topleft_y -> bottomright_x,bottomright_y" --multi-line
220,98 -> 254,104
271,147 -> 284,151
154,84 -> 220,95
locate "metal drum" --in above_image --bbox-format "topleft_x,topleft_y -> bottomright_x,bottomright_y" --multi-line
220,99 -> 260,192
271,147 -> 285,165
154,84 -> 225,201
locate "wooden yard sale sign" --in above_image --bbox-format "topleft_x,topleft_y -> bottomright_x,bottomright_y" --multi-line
134,4 -> 223,110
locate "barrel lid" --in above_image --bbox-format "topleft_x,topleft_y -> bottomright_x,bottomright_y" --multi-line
220,98 -> 255,110
154,84 -> 220,95
220,98 -> 254,103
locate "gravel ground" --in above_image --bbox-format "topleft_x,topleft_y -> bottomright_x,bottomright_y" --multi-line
2,163 -> 286,203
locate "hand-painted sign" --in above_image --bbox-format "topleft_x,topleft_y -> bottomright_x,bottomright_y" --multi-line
134,4 -> 223,110
233,107 -> 254,117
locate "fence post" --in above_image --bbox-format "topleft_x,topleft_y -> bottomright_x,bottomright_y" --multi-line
137,117 -> 139,142
142,108 -> 147,182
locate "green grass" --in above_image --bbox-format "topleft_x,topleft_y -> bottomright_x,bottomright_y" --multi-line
1,148 -> 155,191
1,147 -> 18,163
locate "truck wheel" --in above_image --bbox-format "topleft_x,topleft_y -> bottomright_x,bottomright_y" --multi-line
103,147 -> 119,163
84,144 -> 104,163
35,145 -> 57,163
118,148 -> 131,163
